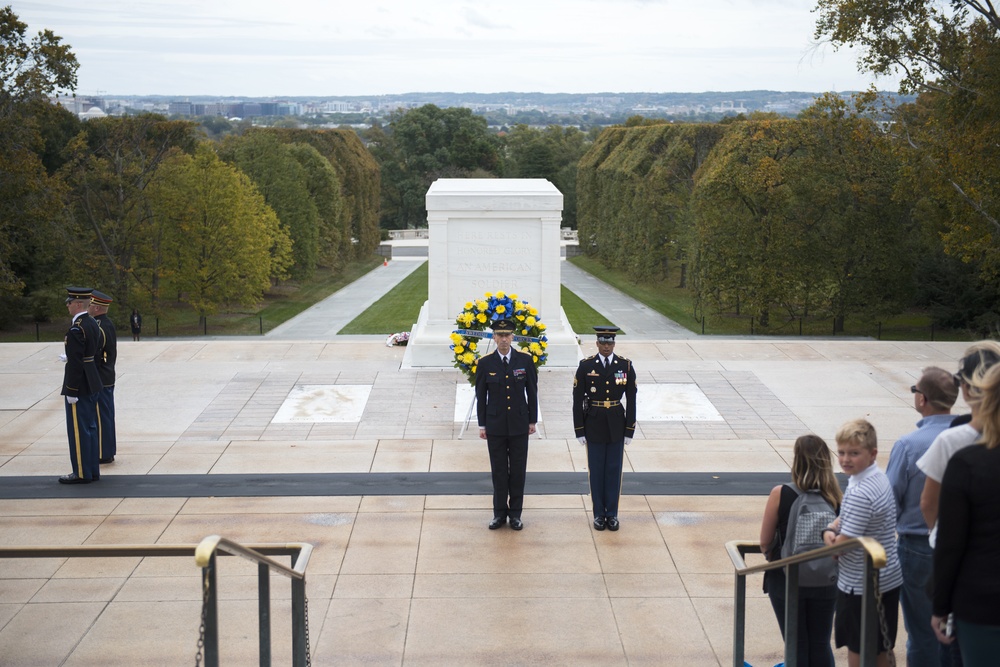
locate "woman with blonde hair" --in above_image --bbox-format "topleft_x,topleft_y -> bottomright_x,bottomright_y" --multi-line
760,434 -> 843,666
931,363 -> 1000,665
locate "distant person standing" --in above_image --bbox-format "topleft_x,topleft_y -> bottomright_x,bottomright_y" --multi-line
89,290 -> 117,464
60,287 -> 102,484
129,308 -> 142,341
573,326 -> 637,532
475,318 -> 538,531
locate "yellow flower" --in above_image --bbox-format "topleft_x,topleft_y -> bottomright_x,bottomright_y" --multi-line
496,304 -> 506,314
469,342 -> 477,352
476,300 -> 488,311
496,291 -> 505,299
538,323 -> 546,331
476,313 -> 487,323
462,352 -> 474,364
471,365 -> 477,376
509,293 -> 518,300
454,345 -> 465,355
525,316 -> 536,326
522,329 -> 529,335
484,292 -> 493,299
465,302 -> 473,309
528,307 -> 538,316
540,341 -> 547,349
529,342 -> 541,354
516,315 -> 525,321
532,355 -> 539,362
450,333 -> 463,345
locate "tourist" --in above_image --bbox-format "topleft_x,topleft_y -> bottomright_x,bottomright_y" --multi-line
475,318 -> 537,531
931,362 -> 1000,665
572,326 -> 637,531
759,434 -> 842,666
823,419 -> 903,667
885,367 -> 959,667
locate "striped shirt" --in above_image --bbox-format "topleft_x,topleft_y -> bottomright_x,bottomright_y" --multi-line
837,463 -> 903,594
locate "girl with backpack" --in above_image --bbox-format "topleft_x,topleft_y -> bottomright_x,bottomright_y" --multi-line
759,434 -> 843,666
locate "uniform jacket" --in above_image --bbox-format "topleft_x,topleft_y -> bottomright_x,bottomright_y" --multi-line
62,313 -> 103,398
573,353 -> 637,443
475,348 -> 538,437
94,313 -> 117,387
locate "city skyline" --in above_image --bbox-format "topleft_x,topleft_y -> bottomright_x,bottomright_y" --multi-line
12,0 -> 900,97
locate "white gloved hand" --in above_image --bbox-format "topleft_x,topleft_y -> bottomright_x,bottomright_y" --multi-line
624,437 -> 632,446
58,353 -> 67,362
66,396 -> 79,405
577,437 -> 587,446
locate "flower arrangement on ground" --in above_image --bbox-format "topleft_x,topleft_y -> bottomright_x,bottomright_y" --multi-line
451,291 -> 548,385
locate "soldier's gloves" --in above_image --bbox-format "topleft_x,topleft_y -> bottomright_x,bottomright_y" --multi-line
624,437 -> 632,446
58,353 -> 67,362
577,437 -> 587,446
66,396 -> 79,405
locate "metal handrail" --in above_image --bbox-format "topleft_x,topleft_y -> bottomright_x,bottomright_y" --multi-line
726,538 -> 887,667
0,537 -> 313,667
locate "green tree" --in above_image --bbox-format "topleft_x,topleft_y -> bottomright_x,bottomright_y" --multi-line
284,141 -> 345,271
0,5 -> 78,302
147,145 -> 292,316
60,114 -> 198,304
219,131 -> 319,279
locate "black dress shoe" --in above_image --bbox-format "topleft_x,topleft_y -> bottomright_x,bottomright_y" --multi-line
593,516 -> 607,531
99,457 -> 114,464
509,517 -> 523,531
607,517 -> 620,531
489,516 -> 506,530
58,473 -> 91,485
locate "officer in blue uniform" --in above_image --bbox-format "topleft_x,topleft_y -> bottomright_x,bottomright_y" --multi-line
60,287 -> 103,484
573,326 -> 637,531
475,319 -> 538,531
89,290 -> 117,464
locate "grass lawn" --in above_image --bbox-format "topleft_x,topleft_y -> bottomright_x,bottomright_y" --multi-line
568,254 -> 971,341
339,261 -> 428,334
560,285 -> 618,334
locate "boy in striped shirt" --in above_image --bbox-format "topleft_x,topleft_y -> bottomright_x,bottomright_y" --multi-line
823,419 -> 904,667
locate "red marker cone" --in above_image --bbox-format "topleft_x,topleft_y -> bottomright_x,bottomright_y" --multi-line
383,257 -> 388,267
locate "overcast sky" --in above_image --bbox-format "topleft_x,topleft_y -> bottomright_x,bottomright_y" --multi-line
11,0 -> 898,97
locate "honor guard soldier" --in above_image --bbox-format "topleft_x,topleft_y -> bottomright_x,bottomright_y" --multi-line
573,326 -> 637,531
89,290 -> 118,464
475,318 -> 538,531
60,287 -> 103,484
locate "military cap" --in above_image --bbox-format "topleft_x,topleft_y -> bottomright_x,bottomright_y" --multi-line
490,319 -> 516,333
594,326 -> 620,342
91,290 -> 113,307
65,286 -> 93,303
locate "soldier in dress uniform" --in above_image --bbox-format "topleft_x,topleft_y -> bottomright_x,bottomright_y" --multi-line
59,287 -> 103,484
475,319 -> 538,531
573,326 -> 638,531
89,290 -> 117,464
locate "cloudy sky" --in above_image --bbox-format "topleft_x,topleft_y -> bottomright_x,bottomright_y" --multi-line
11,0 -> 898,97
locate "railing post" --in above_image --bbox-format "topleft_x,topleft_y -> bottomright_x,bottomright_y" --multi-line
291,575 -> 307,667
259,561 -> 271,667
860,554 -> 878,666
733,571 -> 747,667
784,562 -> 800,667
204,554 -> 219,667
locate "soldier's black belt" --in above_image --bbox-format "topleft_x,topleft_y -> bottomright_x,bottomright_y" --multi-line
590,400 -> 621,408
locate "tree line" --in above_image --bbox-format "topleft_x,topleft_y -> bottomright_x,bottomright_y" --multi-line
0,6 -> 379,327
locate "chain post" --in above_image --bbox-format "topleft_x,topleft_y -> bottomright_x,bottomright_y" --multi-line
195,565 -> 211,667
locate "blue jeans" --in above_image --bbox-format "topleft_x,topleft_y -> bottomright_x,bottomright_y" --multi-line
898,534 -> 937,667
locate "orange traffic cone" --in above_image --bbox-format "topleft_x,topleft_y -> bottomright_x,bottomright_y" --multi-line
383,257 -> 388,267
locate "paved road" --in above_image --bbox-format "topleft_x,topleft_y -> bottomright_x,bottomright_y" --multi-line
266,258 -> 425,339
268,249 -> 696,340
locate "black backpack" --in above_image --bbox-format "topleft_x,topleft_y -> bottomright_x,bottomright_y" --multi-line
780,483 -> 838,587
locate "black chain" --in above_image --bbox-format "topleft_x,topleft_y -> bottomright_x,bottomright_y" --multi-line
304,593 -> 312,667
195,567 -> 210,667
873,571 -> 897,667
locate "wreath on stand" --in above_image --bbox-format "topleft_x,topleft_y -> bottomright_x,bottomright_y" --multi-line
450,291 -> 548,385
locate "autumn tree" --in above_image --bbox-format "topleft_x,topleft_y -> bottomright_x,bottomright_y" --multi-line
0,5 -> 77,304
60,115 -> 198,304
218,131 -> 319,279
146,145 -> 292,316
